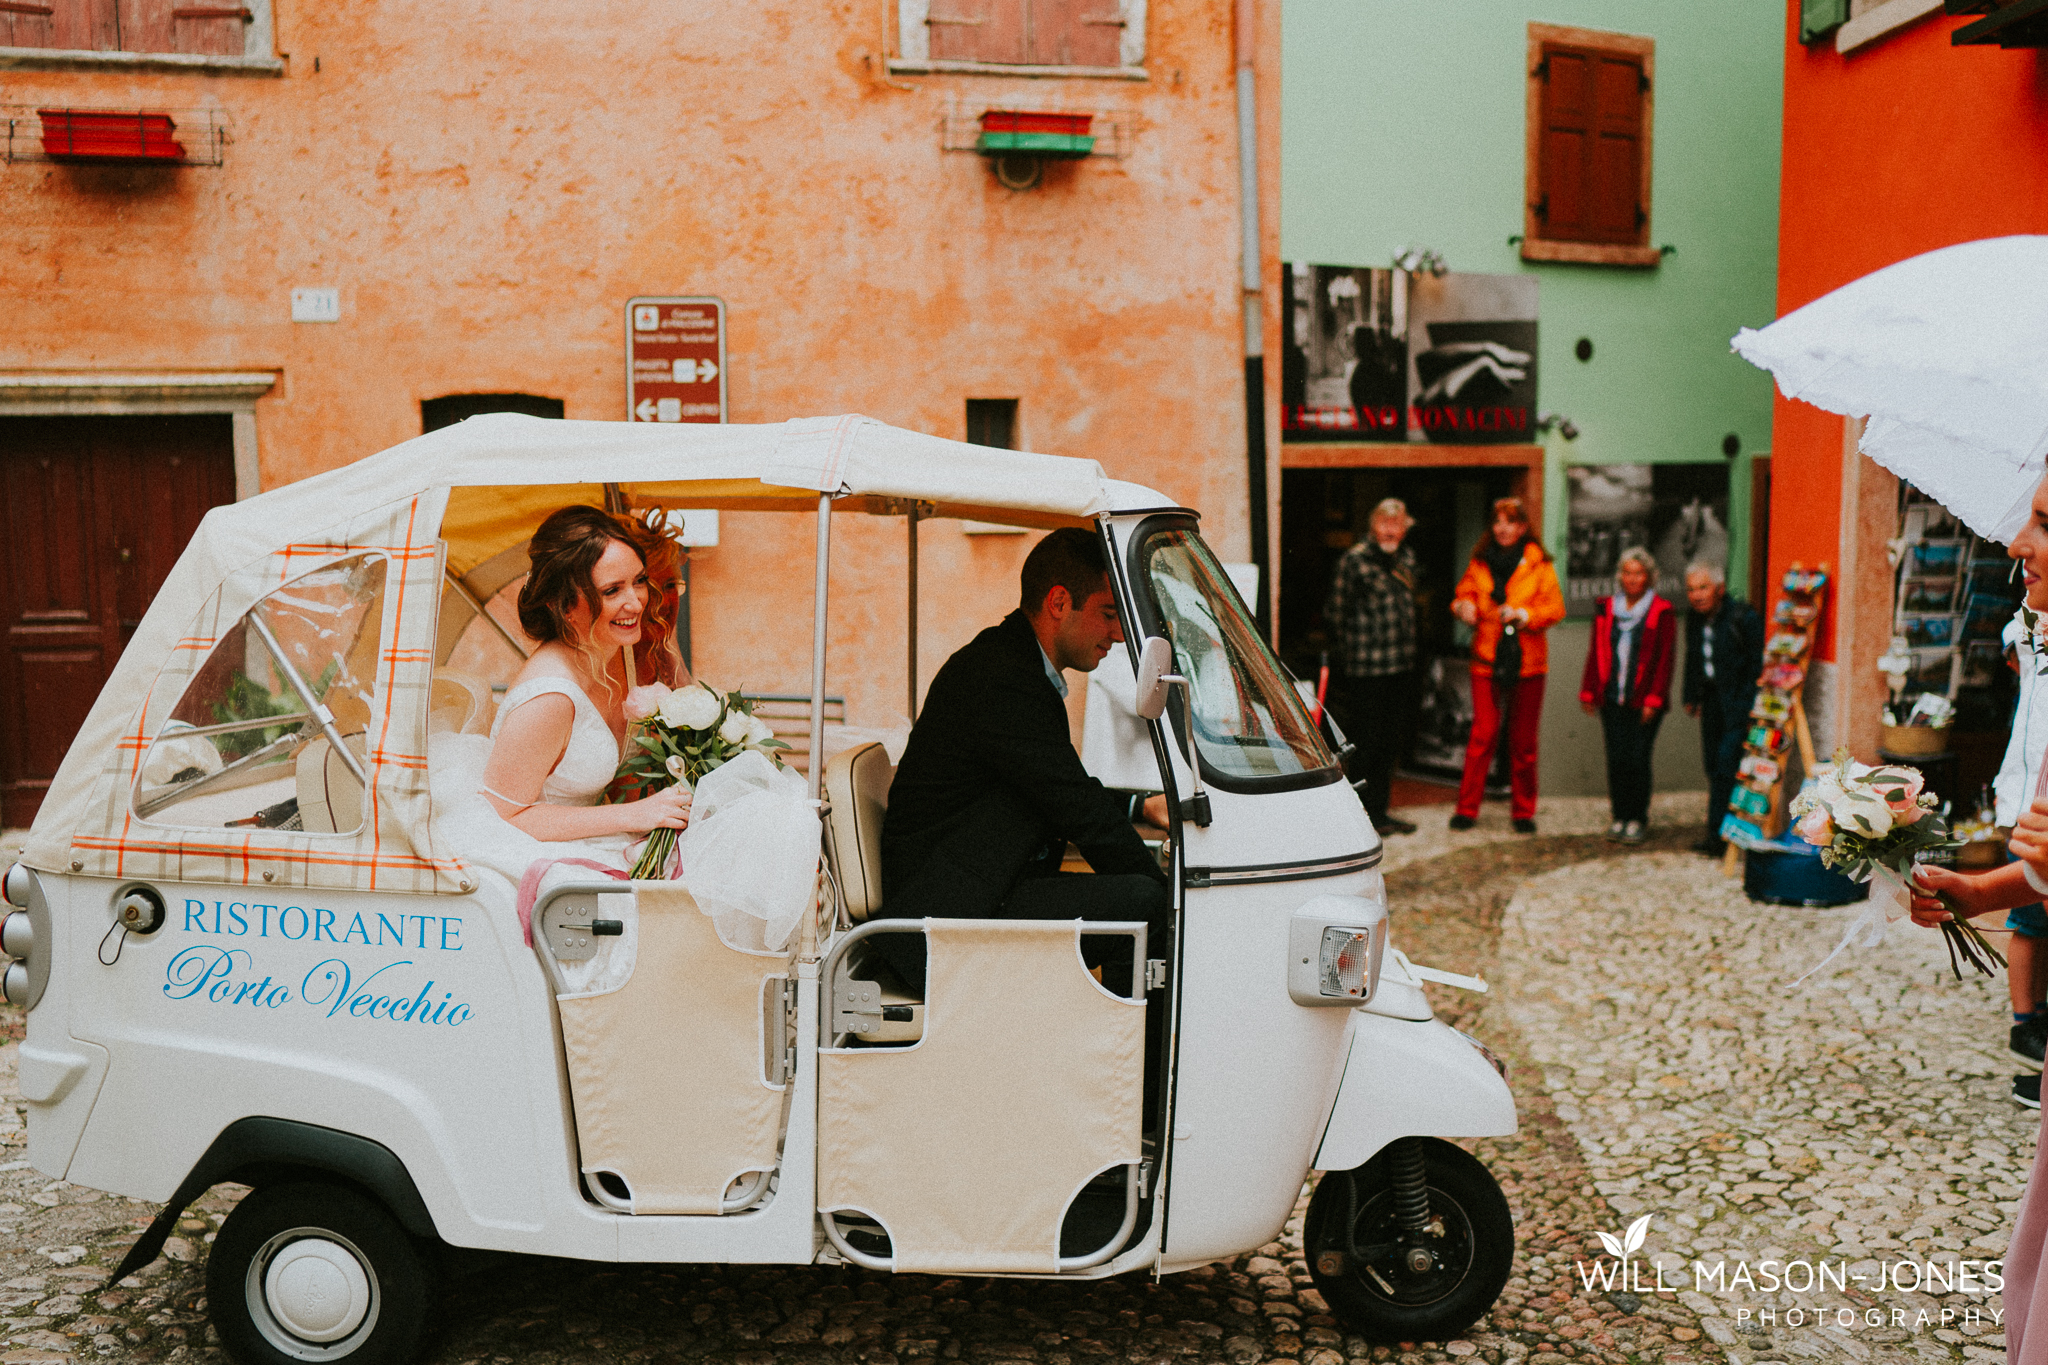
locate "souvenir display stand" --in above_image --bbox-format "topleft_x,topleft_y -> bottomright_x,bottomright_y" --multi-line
1721,563 -> 1830,873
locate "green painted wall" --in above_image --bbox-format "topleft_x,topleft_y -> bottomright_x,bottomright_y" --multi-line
1281,0 -> 1783,801
1281,0 -> 1783,574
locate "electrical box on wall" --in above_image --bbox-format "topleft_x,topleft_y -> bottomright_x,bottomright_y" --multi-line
290,288 -> 340,323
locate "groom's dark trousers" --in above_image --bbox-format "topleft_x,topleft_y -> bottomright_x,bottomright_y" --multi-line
875,610 -> 1170,995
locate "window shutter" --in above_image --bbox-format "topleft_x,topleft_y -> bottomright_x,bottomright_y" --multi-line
0,0 -> 56,49
1536,42 -> 1646,247
927,0 -> 1025,63
5,0 -> 116,50
1026,0 -> 1123,67
115,0 -> 243,54
1800,0 -> 1848,44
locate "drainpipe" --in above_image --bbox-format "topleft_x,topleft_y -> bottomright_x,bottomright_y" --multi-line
1235,0 -> 1270,634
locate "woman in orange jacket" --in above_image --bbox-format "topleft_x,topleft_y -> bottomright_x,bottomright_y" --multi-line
1448,497 -> 1564,832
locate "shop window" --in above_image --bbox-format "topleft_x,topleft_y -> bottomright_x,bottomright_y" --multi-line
966,398 -> 1019,450
134,554 -> 386,835
896,0 -> 1143,72
0,0 -> 274,67
1521,24 -> 1660,268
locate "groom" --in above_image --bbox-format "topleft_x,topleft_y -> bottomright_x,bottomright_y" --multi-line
876,527 -> 1170,990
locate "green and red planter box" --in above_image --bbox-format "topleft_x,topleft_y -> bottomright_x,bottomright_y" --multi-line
976,111 -> 1095,159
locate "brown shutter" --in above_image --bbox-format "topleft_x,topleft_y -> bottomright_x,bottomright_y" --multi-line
1587,51 -> 1645,243
114,0 -> 241,54
2,0 -> 116,50
1536,42 -> 1646,246
927,0 -> 1025,63
1026,0 -> 1123,66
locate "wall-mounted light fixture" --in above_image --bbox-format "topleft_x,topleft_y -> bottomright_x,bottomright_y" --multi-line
1391,247 -> 1447,277
1535,411 -> 1580,441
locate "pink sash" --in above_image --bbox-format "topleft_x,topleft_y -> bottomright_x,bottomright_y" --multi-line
516,858 -> 628,946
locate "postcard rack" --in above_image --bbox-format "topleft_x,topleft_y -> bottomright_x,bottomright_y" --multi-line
1888,486 -> 2018,704
1721,562 -> 1830,869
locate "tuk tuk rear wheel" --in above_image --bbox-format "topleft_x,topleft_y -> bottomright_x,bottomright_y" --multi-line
207,1181 -> 436,1365
1303,1137 -> 1513,1345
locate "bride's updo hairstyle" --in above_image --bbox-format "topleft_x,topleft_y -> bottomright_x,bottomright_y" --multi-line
518,504 -> 687,694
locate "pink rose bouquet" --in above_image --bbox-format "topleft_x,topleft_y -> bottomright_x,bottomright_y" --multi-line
1789,749 -> 1997,978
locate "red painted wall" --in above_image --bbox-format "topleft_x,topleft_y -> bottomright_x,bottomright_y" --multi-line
1770,0 -> 2048,656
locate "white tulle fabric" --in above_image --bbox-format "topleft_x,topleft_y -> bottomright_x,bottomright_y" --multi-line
677,750 -> 821,954
1732,235 -> 2048,542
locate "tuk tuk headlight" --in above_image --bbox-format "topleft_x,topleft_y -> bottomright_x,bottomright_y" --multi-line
1286,894 -> 1387,1007
1318,928 -> 1371,999
0,864 -> 50,1012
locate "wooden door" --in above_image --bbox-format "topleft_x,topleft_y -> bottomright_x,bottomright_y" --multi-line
0,415 -> 235,827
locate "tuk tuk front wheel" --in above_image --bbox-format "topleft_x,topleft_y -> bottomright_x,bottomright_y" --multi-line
207,1181 -> 436,1365
1303,1137 -> 1514,1345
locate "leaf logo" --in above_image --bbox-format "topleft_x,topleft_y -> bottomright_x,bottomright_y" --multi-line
1595,1215 -> 1652,1262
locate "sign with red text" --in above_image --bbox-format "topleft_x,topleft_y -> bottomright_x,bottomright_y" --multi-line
626,297 -> 726,424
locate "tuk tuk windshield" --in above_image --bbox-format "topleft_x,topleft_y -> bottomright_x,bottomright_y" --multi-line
1136,526 -> 1335,787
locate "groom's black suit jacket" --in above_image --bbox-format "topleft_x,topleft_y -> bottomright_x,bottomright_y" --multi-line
880,610 -> 1167,918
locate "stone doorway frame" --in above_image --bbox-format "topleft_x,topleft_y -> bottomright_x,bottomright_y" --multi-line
0,371 -> 276,500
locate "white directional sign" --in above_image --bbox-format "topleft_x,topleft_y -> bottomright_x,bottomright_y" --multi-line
626,297 -> 725,424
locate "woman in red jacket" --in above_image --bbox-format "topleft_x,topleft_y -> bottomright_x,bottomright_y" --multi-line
1578,547 -> 1677,845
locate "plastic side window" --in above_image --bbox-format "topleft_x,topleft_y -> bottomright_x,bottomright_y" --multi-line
132,554 -> 388,834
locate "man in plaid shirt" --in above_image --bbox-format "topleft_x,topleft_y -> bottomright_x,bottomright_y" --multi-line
1325,498 -> 1422,835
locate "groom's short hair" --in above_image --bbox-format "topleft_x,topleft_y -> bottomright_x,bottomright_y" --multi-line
1021,527 -> 1111,615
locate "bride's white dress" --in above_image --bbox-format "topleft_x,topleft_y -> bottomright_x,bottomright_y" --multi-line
429,675 -> 634,974
431,669 -> 821,960
492,676 -> 622,808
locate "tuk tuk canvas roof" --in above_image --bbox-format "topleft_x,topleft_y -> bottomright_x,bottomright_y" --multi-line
22,414 -> 1168,882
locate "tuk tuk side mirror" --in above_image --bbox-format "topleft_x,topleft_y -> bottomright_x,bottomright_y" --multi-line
1134,636 -> 1173,721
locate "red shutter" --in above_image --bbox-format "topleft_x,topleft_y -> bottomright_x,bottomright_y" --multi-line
927,0 -> 1025,63
1026,0 -> 1123,66
1536,43 -> 1645,246
114,0 -> 241,55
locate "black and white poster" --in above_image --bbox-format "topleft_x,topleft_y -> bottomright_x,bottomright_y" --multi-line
1564,463 -> 1731,618
1282,265 -> 1539,444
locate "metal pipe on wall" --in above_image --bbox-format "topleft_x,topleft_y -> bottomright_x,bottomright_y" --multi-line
1234,0 -> 1271,635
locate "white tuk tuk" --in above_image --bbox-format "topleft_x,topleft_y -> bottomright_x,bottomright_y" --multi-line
2,413 -> 1517,1365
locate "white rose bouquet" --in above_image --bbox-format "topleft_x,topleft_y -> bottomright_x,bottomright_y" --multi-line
610,680 -> 787,880
1790,749 -> 2000,978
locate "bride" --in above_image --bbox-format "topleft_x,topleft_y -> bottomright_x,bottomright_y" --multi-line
478,505 -> 695,842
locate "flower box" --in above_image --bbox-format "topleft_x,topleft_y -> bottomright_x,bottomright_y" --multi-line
39,109 -> 186,163
976,110 -> 1095,159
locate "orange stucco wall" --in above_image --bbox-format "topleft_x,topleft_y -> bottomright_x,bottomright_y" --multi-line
3,2 -> 1271,729
1770,0 -> 2048,657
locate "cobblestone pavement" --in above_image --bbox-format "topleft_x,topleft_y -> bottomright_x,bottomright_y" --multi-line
0,798 -> 2020,1365
1500,849 -> 2027,1365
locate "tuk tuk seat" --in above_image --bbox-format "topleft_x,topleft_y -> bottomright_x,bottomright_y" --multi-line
823,741 -> 890,923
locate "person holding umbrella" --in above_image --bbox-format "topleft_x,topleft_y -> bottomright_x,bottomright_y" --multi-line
1448,497 -> 1564,834
1735,235 -> 2048,1365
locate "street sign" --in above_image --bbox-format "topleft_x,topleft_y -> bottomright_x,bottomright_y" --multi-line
626,297 -> 725,424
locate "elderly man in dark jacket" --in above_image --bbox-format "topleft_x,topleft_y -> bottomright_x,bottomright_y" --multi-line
1682,563 -> 1765,856
879,528 -> 1170,990
1325,498 -> 1422,835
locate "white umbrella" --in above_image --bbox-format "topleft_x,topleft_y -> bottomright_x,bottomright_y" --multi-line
1732,235 -> 2048,542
